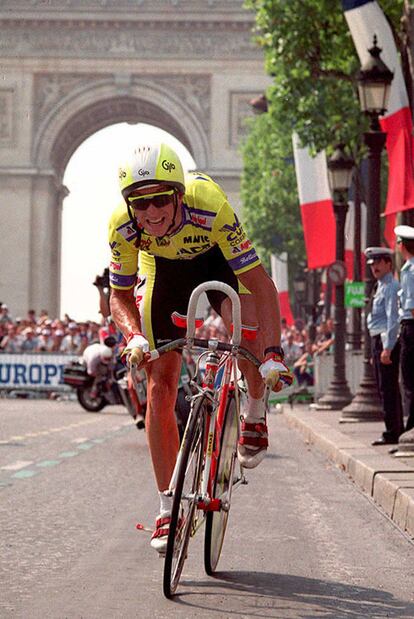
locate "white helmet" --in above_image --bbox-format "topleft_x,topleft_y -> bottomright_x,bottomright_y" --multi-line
100,346 -> 113,363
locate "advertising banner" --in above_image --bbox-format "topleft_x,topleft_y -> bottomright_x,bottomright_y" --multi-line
0,353 -> 79,391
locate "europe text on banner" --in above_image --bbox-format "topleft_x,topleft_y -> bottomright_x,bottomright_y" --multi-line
0,353 -> 78,390
271,253 -> 294,325
292,133 -> 336,269
342,0 -> 414,246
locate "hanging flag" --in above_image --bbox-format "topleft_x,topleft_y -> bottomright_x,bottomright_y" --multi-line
270,253 -> 294,325
292,133 -> 336,269
342,0 -> 414,246
345,198 -> 367,279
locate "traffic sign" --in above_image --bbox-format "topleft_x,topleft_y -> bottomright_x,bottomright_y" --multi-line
345,281 -> 365,308
327,261 -> 347,285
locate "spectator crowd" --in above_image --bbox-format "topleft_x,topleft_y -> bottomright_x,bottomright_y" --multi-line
0,303 -> 104,355
0,300 -> 335,390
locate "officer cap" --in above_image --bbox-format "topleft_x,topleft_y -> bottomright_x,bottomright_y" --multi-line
364,246 -> 393,264
394,225 -> 414,242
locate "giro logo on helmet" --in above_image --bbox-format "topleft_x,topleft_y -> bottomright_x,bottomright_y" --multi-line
138,169 -> 150,176
118,168 -> 126,179
162,159 -> 176,173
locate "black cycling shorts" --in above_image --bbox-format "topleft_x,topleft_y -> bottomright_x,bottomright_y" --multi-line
135,245 -> 240,348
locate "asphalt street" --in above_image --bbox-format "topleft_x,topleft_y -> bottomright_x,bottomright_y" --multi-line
1,398 -> 414,618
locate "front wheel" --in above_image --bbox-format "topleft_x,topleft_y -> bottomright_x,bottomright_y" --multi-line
204,393 -> 239,575
76,386 -> 107,412
163,395 -> 206,599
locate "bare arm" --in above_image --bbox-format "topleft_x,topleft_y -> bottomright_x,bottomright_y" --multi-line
237,264 -> 282,349
109,287 -> 142,339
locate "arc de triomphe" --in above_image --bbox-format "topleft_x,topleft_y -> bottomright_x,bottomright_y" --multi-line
0,0 -> 270,317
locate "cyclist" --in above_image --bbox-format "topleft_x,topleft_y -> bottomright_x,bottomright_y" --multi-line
108,142 -> 293,553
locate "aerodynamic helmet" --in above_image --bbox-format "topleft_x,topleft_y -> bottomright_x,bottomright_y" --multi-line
118,143 -> 185,201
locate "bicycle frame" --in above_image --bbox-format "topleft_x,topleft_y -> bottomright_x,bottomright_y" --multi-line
148,280 -> 260,515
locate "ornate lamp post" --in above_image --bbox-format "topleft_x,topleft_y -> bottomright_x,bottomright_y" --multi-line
316,144 -> 354,410
293,271 -> 307,321
341,35 -> 394,421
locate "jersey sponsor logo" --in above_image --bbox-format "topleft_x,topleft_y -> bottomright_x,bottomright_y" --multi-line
187,212 -> 214,230
109,240 -> 121,257
183,234 -> 209,244
116,221 -> 138,242
162,159 -> 175,173
155,237 -> 170,247
228,248 -> 259,272
190,214 -> 207,226
219,214 -> 246,245
231,239 -> 252,254
109,272 -> 136,287
178,243 -> 210,257
110,261 -> 122,271
139,238 -> 152,251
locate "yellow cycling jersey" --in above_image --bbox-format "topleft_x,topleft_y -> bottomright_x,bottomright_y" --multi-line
108,171 -> 261,290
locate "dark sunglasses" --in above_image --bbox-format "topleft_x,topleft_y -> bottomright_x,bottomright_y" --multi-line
128,189 -> 175,212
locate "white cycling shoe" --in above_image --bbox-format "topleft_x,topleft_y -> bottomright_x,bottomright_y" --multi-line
237,418 -> 268,469
150,511 -> 171,555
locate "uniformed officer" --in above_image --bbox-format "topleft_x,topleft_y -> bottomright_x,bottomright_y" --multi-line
395,225 -> 414,432
365,247 -> 403,445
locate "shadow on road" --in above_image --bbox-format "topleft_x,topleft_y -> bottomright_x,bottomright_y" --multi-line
176,570 -> 414,618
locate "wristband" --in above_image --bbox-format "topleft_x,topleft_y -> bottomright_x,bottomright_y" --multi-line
127,331 -> 143,343
264,346 -> 284,359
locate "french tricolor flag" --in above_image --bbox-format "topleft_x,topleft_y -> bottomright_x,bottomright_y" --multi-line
271,253 -> 294,325
342,0 -> 414,246
292,133 -> 336,269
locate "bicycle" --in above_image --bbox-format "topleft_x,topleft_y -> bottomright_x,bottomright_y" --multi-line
132,281 -> 270,598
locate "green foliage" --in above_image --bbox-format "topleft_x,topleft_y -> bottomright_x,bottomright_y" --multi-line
241,0 -> 404,273
240,113 -> 304,270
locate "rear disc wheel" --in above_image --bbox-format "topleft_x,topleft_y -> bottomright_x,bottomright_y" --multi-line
204,394 -> 239,575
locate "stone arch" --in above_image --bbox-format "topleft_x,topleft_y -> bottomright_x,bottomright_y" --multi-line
34,78 -> 210,180
0,3 -> 270,316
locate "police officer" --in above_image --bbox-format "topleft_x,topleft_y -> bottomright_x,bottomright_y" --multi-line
365,247 -> 403,445
395,225 -> 414,432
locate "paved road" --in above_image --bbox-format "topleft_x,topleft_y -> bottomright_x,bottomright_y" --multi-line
1,398 -> 414,618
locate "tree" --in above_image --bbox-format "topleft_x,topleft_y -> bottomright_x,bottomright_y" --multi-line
241,0 -> 405,269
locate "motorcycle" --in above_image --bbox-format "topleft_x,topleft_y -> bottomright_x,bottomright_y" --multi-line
63,352 -> 196,435
62,359 -> 146,428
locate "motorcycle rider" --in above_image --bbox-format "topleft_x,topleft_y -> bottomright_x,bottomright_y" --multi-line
82,336 -> 117,398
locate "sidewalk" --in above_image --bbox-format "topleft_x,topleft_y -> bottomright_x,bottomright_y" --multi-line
279,402 -> 414,539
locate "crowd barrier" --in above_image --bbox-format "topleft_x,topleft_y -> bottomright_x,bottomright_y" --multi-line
0,350 -> 364,397
0,353 -> 79,391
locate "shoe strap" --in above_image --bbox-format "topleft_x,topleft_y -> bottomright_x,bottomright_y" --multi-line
240,420 -> 268,433
240,421 -> 268,447
151,516 -> 171,540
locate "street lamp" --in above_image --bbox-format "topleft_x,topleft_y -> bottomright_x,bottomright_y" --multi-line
341,35 -> 393,421
293,271 -> 307,320
316,144 -> 354,410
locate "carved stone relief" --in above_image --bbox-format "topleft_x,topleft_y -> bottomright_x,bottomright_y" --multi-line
33,73 -> 211,137
0,21 -> 259,59
0,0 -> 245,11
229,91 -> 259,147
0,89 -> 14,144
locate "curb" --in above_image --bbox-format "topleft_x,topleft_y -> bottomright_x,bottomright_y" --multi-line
282,407 -> 414,540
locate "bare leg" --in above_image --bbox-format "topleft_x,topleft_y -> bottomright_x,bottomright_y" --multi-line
144,351 -> 181,491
